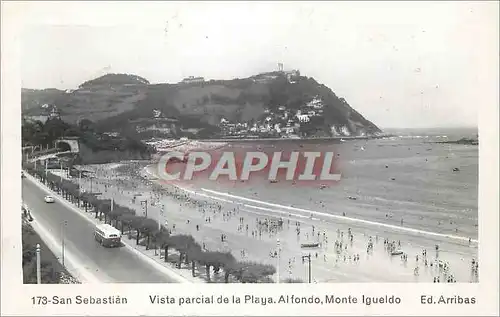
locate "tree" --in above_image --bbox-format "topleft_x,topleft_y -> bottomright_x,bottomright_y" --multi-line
232,261 -> 276,283
108,206 -> 126,228
197,251 -> 217,281
283,277 -> 304,283
220,253 -> 237,283
117,212 -> 138,234
138,218 -> 160,250
80,192 -> 99,213
198,251 -> 234,282
78,119 -> 95,132
186,244 -> 203,277
43,118 -> 70,144
129,216 -> 147,245
97,200 -> 112,222
151,229 -> 170,257
168,234 -> 197,269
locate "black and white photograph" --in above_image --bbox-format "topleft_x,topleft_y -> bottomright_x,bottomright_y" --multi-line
1,1 -> 498,316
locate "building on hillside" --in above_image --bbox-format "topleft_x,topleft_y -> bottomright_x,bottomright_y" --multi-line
296,115 -> 310,123
153,109 -> 163,118
131,117 -> 178,135
24,115 -> 49,124
340,125 -> 351,136
281,69 -> 300,83
252,73 -> 278,84
48,107 -> 61,120
180,127 -> 203,135
306,97 -> 324,109
180,76 -> 205,84
283,69 -> 300,77
295,111 -> 310,123
103,132 -> 121,138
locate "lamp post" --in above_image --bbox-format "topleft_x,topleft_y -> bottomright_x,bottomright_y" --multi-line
36,244 -> 41,284
159,204 -> 164,231
78,171 -> 82,194
276,238 -> 281,284
154,204 -> 165,256
61,221 -> 68,266
301,253 -> 312,283
141,200 -> 148,218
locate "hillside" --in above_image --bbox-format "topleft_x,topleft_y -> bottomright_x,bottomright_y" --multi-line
79,73 -> 150,88
22,72 -> 381,138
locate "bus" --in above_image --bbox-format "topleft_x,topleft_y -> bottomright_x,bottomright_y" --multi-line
94,224 -> 122,247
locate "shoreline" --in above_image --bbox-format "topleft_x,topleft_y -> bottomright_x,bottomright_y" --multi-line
196,135 -> 390,142
142,166 -> 478,244
64,147 -> 478,283
126,163 -> 477,282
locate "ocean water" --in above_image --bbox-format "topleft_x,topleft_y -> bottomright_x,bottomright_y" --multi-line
185,129 -> 478,239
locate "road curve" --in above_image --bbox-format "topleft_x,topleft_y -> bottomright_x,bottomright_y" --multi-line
22,178 -> 176,283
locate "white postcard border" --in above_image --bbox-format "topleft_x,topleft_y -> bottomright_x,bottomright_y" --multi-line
1,2 -> 498,316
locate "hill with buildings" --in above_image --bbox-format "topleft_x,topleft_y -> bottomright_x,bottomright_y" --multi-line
22,70 -> 381,139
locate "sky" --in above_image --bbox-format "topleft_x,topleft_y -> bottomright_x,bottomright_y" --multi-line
10,1 -> 499,128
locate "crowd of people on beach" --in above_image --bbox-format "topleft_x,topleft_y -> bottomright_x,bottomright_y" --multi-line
75,161 -> 478,283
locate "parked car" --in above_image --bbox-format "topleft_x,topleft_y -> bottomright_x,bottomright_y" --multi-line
44,195 -> 55,203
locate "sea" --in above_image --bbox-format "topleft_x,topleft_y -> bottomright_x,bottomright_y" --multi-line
178,128 -> 478,240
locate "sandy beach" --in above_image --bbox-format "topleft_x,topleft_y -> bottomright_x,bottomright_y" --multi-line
64,137 -> 479,283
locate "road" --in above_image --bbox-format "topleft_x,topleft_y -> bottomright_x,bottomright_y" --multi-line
22,178 -> 177,283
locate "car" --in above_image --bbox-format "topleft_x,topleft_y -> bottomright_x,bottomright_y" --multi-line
44,195 -> 55,203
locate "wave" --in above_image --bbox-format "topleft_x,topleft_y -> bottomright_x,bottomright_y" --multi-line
198,188 -> 477,243
144,166 -> 477,243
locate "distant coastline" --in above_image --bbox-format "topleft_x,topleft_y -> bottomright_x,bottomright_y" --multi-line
198,134 -> 392,143
436,137 -> 479,145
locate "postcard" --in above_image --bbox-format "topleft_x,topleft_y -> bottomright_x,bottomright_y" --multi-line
1,1 -> 498,316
